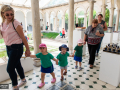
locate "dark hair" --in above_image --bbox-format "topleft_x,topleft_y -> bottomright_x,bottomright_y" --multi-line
98,14 -> 103,17
92,19 -> 98,24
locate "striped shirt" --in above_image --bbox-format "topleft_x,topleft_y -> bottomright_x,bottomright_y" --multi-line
1,20 -> 22,46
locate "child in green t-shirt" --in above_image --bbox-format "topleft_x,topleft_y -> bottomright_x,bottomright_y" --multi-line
60,31 -> 62,37
29,43 -> 58,88
72,39 -> 84,70
56,44 -> 72,81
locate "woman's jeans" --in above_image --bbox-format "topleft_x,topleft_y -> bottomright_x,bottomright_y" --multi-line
88,43 -> 100,65
6,43 -> 25,86
96,37 -> 104,54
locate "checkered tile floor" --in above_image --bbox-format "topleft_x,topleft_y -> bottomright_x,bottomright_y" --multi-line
0,52 -> 120,90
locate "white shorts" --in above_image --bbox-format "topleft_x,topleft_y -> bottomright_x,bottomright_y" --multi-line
60,66 -> 67,69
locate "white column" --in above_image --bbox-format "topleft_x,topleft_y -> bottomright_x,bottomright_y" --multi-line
84,13 -> 87,28
55,15 -> 58,31
102,0 -> 107,20
62,15 -> 65,29
95,12 -> 101,19
48,16 -> 51,31
102,5 -> 107,20
43,16 -> 46,30
24,14 -> 27,30
31,0 -> 41,54
76,16 -> 78,23
68,0 -> 74,53
109,7 -> 115,27
88,0 -> 95,26
115,10 -> 120,31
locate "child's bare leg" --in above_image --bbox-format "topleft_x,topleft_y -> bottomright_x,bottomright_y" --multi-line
64,69 -> 67,72
76,61 -> 78,66
79,62 -> 81,67
50,72 -> 56,79
61,69 -> 64,77
41,73 -> 45,83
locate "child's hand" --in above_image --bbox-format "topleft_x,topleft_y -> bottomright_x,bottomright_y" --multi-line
72,54 -> 74,57
56,60 -> 58,65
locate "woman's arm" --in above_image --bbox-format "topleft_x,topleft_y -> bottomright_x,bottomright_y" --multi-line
16,25 -> 30,56
83,34 -> 87,44
104,22 -> 108,31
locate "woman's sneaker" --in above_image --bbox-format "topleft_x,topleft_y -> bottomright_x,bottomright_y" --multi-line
75,66 -> 78,69
38,82 -> 45,88
12,86 -> 19,90
18,79 -> 27,87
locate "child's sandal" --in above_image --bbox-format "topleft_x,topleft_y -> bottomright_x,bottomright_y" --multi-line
63,72 -> 67,75
38,82 -> 45,88
60,76 -> 64,81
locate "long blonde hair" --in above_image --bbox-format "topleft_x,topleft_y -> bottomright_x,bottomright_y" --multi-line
1,5 -> 14,23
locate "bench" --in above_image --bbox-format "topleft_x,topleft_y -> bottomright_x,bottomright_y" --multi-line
0,57 -> 33,82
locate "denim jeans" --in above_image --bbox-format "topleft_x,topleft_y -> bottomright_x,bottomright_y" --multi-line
6,43 -> 25,86
96,37 -> 104,54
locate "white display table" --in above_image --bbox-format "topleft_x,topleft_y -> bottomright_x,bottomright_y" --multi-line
73,29 -> 86,55
0,57 -> 33,82
99,52 -> 120,87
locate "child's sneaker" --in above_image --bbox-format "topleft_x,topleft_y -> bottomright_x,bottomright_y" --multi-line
75,66 -> 78,69
38,82 -> 45,88
51,78 -> 56,83
79,67 -> 82,70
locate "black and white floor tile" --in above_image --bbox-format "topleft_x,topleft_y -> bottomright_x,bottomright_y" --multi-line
0,52 -> 120,90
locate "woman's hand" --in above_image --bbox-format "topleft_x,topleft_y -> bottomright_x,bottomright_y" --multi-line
83,41 -> 86,45
101,24 -> 104,28
25,50 -> 31,57
96,32 -> 100,36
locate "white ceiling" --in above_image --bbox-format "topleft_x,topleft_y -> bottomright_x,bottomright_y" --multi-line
0,0 -> 84,8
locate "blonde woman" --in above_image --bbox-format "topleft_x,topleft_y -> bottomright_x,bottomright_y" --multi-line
0,5 -> 30,90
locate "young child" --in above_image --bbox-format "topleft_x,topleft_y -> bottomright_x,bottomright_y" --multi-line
60,31 -> 62,37
30,43 -> 58,88
72,39 -> 83,70
56,44 -> 72,81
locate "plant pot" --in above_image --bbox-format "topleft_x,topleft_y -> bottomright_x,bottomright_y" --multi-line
33,58 -> 41,67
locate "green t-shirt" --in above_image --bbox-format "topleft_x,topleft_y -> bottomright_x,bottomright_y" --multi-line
60,33 -> 62,36
36,53 -> 54,68
74,45 -> 83,57
56,52 -> 69,67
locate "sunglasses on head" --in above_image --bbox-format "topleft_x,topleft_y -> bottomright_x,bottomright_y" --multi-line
5,13 -> 14,17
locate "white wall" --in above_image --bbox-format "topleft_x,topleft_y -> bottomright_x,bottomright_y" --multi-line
15,11 -> 25,30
